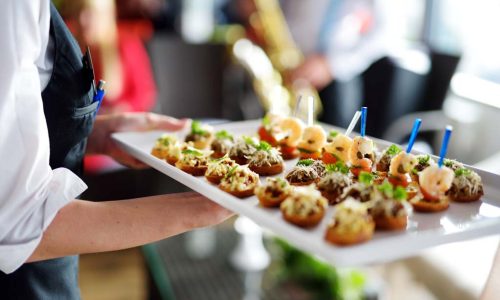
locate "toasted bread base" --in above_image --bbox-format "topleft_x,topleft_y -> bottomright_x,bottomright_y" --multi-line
410,197 -> 449,212
281,148 -> 300,160
166,156 -> 178,165
449,192 -> 483,203
220,185 -> 255,198
288,179 -> 317,186
373,215 -> 407,230
249,163 -> 284,176
258,193 -> 287,208
205,174 -> 223,184
324,224 -> 374,246
151,148 -> 167,159
281,210 -> 325,227
176,164 -> 208,176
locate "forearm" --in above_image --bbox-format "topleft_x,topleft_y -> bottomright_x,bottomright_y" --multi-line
28,192 -> 227,262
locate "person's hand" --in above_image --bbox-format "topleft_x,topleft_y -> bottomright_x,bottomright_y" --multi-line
87,112 -> 189,168
286,54 -> 333,90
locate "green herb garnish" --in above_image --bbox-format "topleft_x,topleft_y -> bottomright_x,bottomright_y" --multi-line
443,159 -> 453,168
325,162 -> 349,174
256,141 -> 272,151
393,186 -> 408,201
157,135 -> 175,146
386,144 -> 402,156
225,166 -> 239,179
191,120 -> 207,135
455,168 -> 471,177
215,130 -> 233,140
358,172 -> 374,185
418,155 -> 431,165
329,130 -> 339,138
377,181 -> 394,197
182,148 -> 203,156
297,159 -> 315,167
242,136 -> 257,147
262,115 -> 270,126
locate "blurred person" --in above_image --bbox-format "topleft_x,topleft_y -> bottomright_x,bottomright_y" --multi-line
229,0 -> 392,127
61,0 -> 158,173
0,1 -> 232,298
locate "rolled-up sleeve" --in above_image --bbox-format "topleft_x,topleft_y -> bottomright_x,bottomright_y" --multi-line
0,0 -> 87,274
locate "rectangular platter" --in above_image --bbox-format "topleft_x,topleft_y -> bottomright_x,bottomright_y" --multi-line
112,119 -> 500,267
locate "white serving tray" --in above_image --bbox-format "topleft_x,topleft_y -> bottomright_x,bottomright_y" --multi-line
112,120 -> 500,267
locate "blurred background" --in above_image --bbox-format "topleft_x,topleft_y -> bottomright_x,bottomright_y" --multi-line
54,0 -> 500,299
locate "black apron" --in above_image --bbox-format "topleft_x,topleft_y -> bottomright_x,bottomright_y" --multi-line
0,4 -> 96,299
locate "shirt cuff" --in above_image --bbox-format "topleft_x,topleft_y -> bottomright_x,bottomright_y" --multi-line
0,168 -> 87,274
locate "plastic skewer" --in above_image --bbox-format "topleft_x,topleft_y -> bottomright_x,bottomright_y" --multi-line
307,96 -> 314,126
406,118 -> 422,153
293,95 -> 302,117
438,126 -> 453,168
360,107 -> 367,137
345,111 -> 361,136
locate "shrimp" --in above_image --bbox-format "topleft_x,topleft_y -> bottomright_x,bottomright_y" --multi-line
297,125 -> 326,152
389,152 -> 418,176
349,136 -> 375,166
419,165 -> 455,199
278,117 -> 305,147
323,134 -> 353,162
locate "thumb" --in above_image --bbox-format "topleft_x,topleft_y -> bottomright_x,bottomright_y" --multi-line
149,115 -> 190,132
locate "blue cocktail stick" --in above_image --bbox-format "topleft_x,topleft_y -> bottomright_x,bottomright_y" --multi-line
438,126 -> 453,168
360,107 -> 367,137
406,118 -> 422,153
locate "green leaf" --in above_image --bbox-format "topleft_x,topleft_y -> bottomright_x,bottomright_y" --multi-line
242,136 -> 257,147
418,154 -> 431,165
181,148 -> 203,156
325,162 -> 349,174
386,144 -> 402,156
297,159 -> 315,166
455,167 -> 471,177
262,115 -> 270,126
358,172 -> 374,185
215,130 -> 233,140
256,141 -> 272,151
225,166 -> 239,179
393,186 -> 408,201
377,181 -> 394,198
443,158 -> 453,168
329,130 -> 339,138
191,120 -> 206,135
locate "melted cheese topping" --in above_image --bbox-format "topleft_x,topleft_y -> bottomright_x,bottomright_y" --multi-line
317,172 -> 353,194
328,198 -> 372,234
249,148 -> 284,167
280,186 -> 328,217
176,147 -> 211,167
220,166 -> 259,192
206,157 -> 237,177
285,165 -> 318,183
255,177 -> 291,199
228,138 -> 257,158
451,170 -> 483,196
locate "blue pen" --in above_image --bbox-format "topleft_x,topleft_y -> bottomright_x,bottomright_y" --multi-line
93,80 -> 106,116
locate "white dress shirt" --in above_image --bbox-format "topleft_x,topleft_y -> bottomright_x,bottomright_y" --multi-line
0,0 -> 88,274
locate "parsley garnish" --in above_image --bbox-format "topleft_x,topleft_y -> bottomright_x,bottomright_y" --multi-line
297,159 -> 315,167
377,181 -> 393,197
455,168 -> 471,177
329,131 -> 339,138
358,172 -> 374,185
215,130 -> 233,140
418,155 -> 430,165
182,149 -> 203,156
386,144 -> 402,156
262,115 -> 270,126
225,166 -> 239,179
393,186 -> 408,201
242,136 -> 257,147
191,120 -> 207,135
443,159 -> 453,168
256,141 -> 272,151
325,162 -> 349,174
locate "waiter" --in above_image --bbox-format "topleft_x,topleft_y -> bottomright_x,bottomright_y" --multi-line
0,1 -> 231,298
